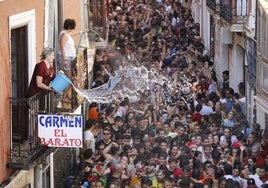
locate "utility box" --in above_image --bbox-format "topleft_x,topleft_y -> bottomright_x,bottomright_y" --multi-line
221,28 -> 233,44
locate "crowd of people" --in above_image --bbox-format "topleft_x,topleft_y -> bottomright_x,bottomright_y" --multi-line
64,0 -> 268,187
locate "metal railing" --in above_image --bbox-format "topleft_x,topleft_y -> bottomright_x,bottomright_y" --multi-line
220,0 -> 232,23
55,48 -> 88,111
7,48 -> 89,169
7,91 -> 56,170
220,0 -> 248,24
246,37 -> 257,87
206,0 -> 217,12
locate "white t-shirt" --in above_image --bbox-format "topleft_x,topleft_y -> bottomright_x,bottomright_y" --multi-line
84,130 -> 95,153
249,174 -> 268,187
224,175 -> 247,188
220,98 -> 227,104
194,100 -> 214,115
59,30 -> 76,58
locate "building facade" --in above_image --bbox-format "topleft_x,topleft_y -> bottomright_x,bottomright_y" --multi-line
0,0 -> 104,187
191,0 -> 267,128
256,0 -> 268,130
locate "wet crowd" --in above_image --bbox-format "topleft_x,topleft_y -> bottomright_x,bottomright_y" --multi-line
64,0 -> 268,187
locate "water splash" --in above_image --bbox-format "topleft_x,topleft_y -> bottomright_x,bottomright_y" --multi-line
72,62 -> 193,104
73,65 -> 149,103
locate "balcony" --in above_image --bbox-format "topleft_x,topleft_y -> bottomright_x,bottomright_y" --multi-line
220,0 -> 232,23
57,48 -> 89,111
220,0 -> 248,32
206,0 -> 217,13
7,49 -> 88,170
7,91 -> 56,170
246,37 -> 257,87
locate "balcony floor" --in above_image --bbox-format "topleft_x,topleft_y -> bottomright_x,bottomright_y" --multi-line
7,139 -> 55,170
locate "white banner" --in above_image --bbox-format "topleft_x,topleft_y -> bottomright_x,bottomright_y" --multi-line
38,114 -> 83,148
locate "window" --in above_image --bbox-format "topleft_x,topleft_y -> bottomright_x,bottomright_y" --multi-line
263,66 -> 268,91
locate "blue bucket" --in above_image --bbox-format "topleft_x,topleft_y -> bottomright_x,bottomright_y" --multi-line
51,73 -> 71,92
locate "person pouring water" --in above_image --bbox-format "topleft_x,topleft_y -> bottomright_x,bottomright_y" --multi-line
26,47 -> 56,97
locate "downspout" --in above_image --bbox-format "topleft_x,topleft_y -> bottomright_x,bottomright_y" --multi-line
54,0 -> 59,71
82,0 -> 89,30
254,0 -> 257,40
58,0 -> 64,29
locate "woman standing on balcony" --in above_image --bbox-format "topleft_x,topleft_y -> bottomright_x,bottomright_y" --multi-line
26,47 -> 56,97
57,18 -> 76,78
57,19 -> 76,103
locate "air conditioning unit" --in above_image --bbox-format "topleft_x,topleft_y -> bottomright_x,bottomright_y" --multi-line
222,28 -> 233,44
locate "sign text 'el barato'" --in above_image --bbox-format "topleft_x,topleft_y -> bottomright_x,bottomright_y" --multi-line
38,114 -> 83,147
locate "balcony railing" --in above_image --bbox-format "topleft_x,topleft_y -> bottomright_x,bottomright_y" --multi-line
7,91 -> 57,170
220,0 -> 247,24
246,37 -> 257,87
206,0 -> 217,13
7,48 -> 88,170
58,48 -> 89,111
220,0 -> 232,23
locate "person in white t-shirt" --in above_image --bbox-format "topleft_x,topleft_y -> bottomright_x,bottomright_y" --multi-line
242,165 -> 268,187
84,119 -> 97,153
58,18 -> 76,78
224,165 -> 247,188
57,19 -> 76,103
193,98 -> 214,116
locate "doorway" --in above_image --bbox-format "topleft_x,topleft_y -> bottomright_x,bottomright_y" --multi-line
11,26 -> 29,142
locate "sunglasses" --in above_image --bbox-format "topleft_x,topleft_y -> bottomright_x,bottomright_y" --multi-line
103,132 -> 110,135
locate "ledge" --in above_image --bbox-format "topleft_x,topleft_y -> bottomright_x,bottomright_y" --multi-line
230,24 -> 244,32
254,95 -> 268,113
259,0 -> 268,13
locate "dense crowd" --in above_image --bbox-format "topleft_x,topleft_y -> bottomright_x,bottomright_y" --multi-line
64,0 -> 268,187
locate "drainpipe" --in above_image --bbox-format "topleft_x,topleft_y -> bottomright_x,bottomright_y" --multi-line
50,152 -> 54,188
54,0 -> 59,71
254,0 -> 257,39
58,0 -> 64,29
83,0 -> 89,29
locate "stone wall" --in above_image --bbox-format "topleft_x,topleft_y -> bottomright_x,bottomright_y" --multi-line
53,148 -> 78,188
